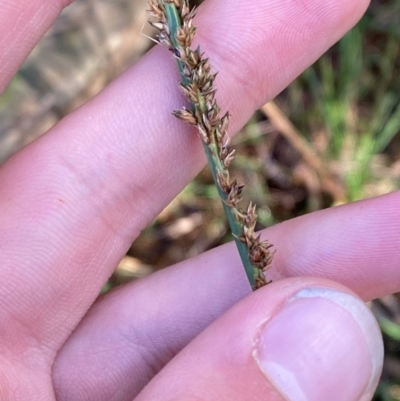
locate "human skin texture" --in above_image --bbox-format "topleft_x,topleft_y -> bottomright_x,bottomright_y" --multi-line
0,0 -> 397,400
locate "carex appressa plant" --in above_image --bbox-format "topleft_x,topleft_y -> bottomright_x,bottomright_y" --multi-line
148,0 -> 274,290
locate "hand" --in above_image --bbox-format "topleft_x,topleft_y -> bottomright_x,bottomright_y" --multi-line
0,0 -> 396,400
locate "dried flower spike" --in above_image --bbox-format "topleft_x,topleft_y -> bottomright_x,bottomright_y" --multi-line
148,0 -> 274,289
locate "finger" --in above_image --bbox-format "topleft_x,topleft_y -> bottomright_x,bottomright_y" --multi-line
266,190 -> 400,300
53,191 -> 398,400
53,256 -> 252,401
0,0 -> 369,353
0,0 -> 73,92
135,278 -> 383,401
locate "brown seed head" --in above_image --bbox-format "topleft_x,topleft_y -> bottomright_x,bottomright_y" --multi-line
148,0 -> 275,285
222,148 -> 235,168
217,170 -> 231,193
148,2 -> 165,21
149,21 -> 166,31
173,109 -> 198,125
219,112 -> 230,134
197,124 -> 210,144
181,1 -> 190,18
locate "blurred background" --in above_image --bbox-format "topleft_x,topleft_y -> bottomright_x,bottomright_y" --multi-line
0,0 -> 399,398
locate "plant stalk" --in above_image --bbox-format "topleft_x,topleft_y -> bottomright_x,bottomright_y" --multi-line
149,0 -> 274,290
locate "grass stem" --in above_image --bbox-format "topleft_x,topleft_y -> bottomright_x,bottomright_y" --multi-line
149,0 -> 274,289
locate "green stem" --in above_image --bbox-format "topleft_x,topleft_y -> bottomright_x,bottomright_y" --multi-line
165,2 -> 257,289
203,144 -> 257,288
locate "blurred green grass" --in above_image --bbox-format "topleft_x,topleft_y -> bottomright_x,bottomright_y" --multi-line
288,6 -> 400,203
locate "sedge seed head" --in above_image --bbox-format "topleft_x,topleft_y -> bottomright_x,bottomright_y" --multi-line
173,109 -> 198,125
148,0 -> 274,287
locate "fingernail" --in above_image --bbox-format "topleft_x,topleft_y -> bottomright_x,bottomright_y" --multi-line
254,288 -> 383,401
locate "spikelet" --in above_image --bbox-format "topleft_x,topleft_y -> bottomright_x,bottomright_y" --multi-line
148,0 -> 274,289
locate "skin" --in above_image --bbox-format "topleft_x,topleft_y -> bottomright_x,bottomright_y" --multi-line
0,0 -> 398,400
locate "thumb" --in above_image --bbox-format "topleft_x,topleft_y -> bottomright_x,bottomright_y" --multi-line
136,278 -> 383,401
254,282 -> 383,401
